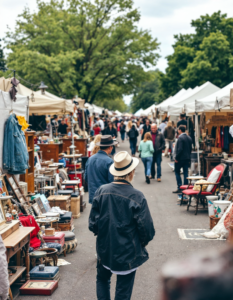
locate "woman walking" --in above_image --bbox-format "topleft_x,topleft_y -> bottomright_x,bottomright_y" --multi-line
164,121 -> 175,160
119,121 -> 126,142
105,122 -> 117,155
138,132 -> 154,184
127,123 -> 139,157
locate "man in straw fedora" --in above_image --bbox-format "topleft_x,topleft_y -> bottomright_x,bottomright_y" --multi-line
84,135 -> 118,204
89,151 -> 155,300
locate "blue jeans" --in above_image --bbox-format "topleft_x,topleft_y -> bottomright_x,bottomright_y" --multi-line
129,139 -> 137,155
120,132 -> 125,141
96,260 -> 136,300
141,157 -> 153,177
175,160 -> 190,189
151,152 -> 162,179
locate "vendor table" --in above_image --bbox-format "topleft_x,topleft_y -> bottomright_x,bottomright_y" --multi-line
62,180 -> 80,191
205,157 -> 222,177
3,226 -> 34,300
48,195 -> 71,211
38,143 -> 63,162
62,138 -> 88,156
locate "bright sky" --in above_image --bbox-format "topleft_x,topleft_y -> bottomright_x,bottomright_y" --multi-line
1,0 -> 233,105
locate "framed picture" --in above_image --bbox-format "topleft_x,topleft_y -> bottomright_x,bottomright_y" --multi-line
32,203 -> 42,216
0,200 -> 5,226
35,197 -> 46,214
6,175 -> 27,204
15,189 -> 22,198
23,204 -> 30,215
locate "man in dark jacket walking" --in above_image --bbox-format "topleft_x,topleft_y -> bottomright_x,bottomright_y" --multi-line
151,123 -> 165,182
84,135 -> 118,203
89,151 -> 155,300
141,119 -> 151,140
173,125 -> 192,193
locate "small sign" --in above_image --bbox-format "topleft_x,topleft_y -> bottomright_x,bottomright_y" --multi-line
212,115 -> 226,122
177,229 -> 226,240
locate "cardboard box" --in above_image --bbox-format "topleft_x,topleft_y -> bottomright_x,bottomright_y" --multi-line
211,147 -> 222,153
229,143 -> 233,153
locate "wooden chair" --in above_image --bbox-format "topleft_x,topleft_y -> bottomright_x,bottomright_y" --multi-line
182,163 -> 226,215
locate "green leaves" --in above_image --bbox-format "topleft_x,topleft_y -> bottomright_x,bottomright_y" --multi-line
130,70 -> 162,113
5,0 -> 159,103
160,11 -> 233,98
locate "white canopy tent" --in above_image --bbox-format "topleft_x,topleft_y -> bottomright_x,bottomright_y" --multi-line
134,108 -> 144,117
0,77 -> 73,115
142,104 -> 157,116
0,90 -> 28,118
157,88 -> 189,112
193,81 -> 233,113
115,110 -> 122,116
167,82 -> 220,115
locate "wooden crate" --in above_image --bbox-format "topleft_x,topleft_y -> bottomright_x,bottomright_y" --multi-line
209,215 -> 220,229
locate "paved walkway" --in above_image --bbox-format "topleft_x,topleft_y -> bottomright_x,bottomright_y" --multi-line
17,140 -> 224,300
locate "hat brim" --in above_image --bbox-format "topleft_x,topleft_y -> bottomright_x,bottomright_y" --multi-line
109,157 -> 139,176
96,141 -> 118,147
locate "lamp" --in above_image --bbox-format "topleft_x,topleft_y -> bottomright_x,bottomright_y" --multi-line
30,92 -> 35,102
39,81 -> 48,95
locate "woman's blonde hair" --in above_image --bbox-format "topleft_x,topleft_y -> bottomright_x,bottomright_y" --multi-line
92,134 -> 102,155
143,132 -> 152,142
166,121 -> 172,127
128,120 -> 132,129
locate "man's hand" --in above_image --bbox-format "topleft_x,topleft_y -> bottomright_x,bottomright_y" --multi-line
175,160 -> 178,163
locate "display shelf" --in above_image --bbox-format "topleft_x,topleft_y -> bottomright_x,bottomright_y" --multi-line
9,266 -> 26,285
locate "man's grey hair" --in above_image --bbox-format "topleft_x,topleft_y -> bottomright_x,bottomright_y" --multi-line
114,170 -> 134,183
151,123 -> 157,127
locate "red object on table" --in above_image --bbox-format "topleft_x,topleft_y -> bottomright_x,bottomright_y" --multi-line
19,215 -> 41,248
20,280 -> 58,295
68,171 -> 83,186
42,232 -> 65,247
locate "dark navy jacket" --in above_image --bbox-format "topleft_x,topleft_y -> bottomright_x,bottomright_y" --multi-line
84,150 -> 114,204
89,182 -> 155,271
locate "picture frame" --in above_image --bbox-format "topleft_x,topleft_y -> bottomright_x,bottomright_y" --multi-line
32,203 -> 42,216
35,197 -> 46,214
6,174 -> 27,204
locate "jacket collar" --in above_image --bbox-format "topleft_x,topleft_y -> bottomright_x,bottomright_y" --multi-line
98,150 -> 109,156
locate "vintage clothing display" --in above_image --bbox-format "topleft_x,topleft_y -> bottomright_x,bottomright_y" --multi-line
3,114 -> 28,174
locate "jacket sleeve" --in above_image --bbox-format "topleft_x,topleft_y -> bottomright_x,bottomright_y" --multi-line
164,128 -> 167,139
84,159 -> 89,183
158,134 -> 165,152
89,195 -> 100,236
175,138 -> 182,161
134,198 -> 155,247
0,235 -> 9,300
150,141 -> 154,153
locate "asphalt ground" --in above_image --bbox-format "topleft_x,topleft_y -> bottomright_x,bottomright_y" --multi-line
16,140 -> 225,300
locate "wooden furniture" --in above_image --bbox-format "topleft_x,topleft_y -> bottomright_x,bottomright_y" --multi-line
205,157 -> 222,176
20,131 -> 35,193
48,195 -> 71,211
70,196 -> 80,219
62,138 -> 87,156
52,218 -> 74,232
3,226 -> 34,300
38,143 -> 63,162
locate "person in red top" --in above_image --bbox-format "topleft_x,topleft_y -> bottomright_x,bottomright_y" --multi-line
93,124 -> 101,135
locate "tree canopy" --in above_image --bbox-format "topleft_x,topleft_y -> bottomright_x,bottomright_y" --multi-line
5,0 -> 159,104
160,11 -> 233,99
130,70 -> 162,113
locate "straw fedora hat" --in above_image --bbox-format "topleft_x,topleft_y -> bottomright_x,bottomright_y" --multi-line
110,151 -> 139,176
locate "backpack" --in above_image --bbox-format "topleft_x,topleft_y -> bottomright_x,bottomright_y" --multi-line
129,129 -> 136,139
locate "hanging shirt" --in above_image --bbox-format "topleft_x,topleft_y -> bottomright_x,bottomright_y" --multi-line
16,115 -> 29,131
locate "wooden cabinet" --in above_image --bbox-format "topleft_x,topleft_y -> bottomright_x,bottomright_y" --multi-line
62,138 -> 87,156
38,143 -> 63,162
20,131 -> 35,193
